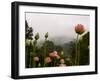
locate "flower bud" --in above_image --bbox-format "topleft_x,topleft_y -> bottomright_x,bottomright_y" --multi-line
34,56 -> 39,62
60,59 -> 65,64
45,32 -> 48,39
35,33 -> 39,40
75,24 -> 85,34
49,51 -> 58,57
45,57 -> 51,63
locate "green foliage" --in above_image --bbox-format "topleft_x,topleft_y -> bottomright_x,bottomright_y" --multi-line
79,32 -> 89,65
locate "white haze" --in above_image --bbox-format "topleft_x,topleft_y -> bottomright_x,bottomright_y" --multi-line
26,12 -> 90,45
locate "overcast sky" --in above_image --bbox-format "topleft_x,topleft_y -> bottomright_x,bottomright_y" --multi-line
25,12 -> 90,45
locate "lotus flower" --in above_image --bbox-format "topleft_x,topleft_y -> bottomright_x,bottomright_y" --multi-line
60,59 -> 65,64
75,24 -> 85,34
53,51 -> 58,55
49,51 -> 58,57
45,57 -> 51,63
34,56 -> 39,62
75,24 -> 85,65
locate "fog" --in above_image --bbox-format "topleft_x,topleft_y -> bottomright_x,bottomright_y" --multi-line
26,12 -> 90,45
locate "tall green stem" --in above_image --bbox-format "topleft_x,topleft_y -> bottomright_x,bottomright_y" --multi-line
29,44 -> 33,68
54,58 -> 56,66
44,38 -> 47,67
33,40 -> 37,67
75,34 -> 79,65
26,46 -> 30,68
77,40 -> 80,65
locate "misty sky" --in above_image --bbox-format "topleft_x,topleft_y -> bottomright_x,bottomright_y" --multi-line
25,12 -> 90,45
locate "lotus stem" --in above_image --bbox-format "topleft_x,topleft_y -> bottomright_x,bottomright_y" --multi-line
44,38 -> 47,67
77,39 -> 80,65
75,34 -> 79,65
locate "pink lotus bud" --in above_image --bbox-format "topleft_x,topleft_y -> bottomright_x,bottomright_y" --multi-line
53,51 -> 58,55
45,57 -> 51,63
75,24 -> 85,34
34,56 -> 39,62
49,51 -> 58,57
60,59 -> 65,64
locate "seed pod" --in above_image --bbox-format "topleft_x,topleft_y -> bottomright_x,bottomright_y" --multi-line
35,33 -> 39,40
45,32 -> 48,39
